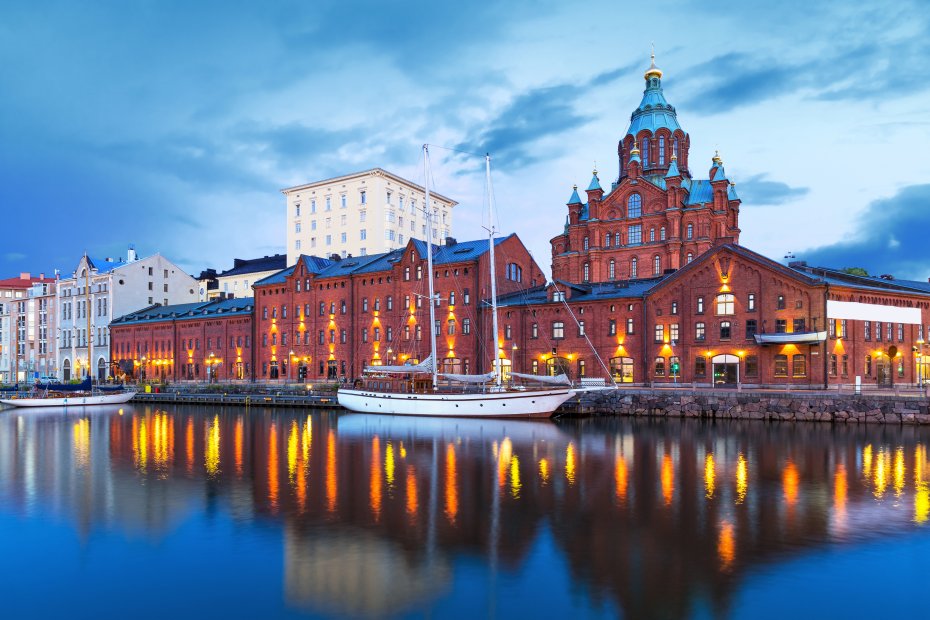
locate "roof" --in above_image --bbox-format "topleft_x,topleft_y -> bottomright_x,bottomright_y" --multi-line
218,254 -> 287,278
280,167 -> 458,206
0,274 -> 55,289
567,186 -> 582,205
110,298 -> 255,326
586,173 -> 602,192
497,277 -> 663,307
790,265 -> 930,297
626,76 -> 683,137
253,254 -> 336,286
412,235 -> 511,265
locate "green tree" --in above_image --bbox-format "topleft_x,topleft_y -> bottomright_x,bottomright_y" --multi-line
841,267 -> 870,276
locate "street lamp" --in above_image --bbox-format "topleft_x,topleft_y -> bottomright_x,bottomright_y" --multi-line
289,350 -> 295,383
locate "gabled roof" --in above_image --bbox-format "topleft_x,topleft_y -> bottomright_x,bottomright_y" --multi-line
254,254 -> 336,286
0,274 -> 55,289
412,235 -> 512,265
497,277 -> 662,307
110,298 -> 255,326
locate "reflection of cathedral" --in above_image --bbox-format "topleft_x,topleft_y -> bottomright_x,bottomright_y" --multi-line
0,406 -> 927,617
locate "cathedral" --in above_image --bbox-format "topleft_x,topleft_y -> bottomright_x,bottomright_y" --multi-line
551,53 -> 741,284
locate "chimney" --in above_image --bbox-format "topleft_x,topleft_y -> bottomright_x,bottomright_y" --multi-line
127,244 -> 138,262
39,273 -> 45,279
20,272 -> 30,280
445,236 -> 457,247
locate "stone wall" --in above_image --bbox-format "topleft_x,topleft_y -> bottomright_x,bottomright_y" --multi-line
563,388 -> 930,424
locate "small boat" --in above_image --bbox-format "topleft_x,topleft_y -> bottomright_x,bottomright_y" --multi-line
0,377 -> 136,408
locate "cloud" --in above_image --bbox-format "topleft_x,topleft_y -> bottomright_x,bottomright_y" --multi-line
799,184 -> 930,279
737,174 -> 809,206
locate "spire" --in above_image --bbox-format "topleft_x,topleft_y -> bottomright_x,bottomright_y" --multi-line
710,151 -> 727,182
665,154 -> 681,178
566,184 -> 582,205
586,168 -> 602,192
644,46 -> 663,80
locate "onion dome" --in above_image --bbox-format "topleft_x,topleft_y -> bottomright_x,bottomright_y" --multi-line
710,151 -> 728,182
628,141 -> 641,164
626,52 -> 682,137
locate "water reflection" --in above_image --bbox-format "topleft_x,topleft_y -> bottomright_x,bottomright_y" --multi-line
1,407 -> 930,618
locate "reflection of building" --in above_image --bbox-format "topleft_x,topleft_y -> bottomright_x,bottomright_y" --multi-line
284,169 -> 457,264
284,526 -> 450,616
57,248 -> 199,380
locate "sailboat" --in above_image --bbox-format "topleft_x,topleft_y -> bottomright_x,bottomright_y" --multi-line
337,147 -> 578,418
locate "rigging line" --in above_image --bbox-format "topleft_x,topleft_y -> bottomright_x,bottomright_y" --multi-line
424,143 -> 486,159
548,280 -> 618,387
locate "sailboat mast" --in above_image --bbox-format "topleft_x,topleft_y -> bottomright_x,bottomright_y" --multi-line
423,145 -> 439,390
486,154 -> 501,387
86,258 -> 92,381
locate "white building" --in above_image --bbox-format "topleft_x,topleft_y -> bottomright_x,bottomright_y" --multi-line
57,247 -> 199,381
283,168 -> 457,265
198,254 -> 287,301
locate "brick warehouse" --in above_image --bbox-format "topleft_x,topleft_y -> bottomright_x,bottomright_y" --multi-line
109,55 -> 930,387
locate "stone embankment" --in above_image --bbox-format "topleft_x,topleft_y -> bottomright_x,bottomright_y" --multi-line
565,388 -> 930,424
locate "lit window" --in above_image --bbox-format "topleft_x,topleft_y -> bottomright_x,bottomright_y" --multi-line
716,293 -> 735,315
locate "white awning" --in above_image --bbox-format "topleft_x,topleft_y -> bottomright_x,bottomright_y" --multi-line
753,331 -> 827,345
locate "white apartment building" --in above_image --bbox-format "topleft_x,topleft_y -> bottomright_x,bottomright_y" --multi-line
283,168 -> 457,264
0,273 -> 56,383
57,247 -> 199,381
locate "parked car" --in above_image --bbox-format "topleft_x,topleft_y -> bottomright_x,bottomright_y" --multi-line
38,375 -> 58,383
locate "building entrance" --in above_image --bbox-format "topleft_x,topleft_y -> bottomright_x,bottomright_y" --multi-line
712,354 -> 739,387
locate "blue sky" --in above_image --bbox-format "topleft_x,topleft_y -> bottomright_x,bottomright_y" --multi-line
2,0 -> 928,280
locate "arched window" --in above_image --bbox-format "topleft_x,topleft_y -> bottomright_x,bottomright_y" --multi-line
583,263 -> 590,282
660,227 -> 666,241
627,194 -> 642,218
686,223 -> 694,239
687,252 -> 693,263
653,255 -> 661,275
631,257 -> 638,278
615,232 -> 622,246
642,139 -> 650,168
673,137 -> 679,158
659,136 -> 666,165
716,293 -> 735,315
604,232 -> 611,248
609,259 -> 616,280
583,236 -> 589,251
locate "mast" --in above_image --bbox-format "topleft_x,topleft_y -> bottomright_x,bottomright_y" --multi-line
486,154 -> 501,387
86,257 -> 92,381
423,145 -> 439,390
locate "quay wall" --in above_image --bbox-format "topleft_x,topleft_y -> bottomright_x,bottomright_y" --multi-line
565,389 -> 930,424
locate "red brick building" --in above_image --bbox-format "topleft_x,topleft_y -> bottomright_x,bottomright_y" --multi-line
109,297 -> 254,382
251,235 -> 545,382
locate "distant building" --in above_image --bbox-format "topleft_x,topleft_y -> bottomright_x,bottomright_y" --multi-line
56,247 -> 199,381
198,254 -> 287,300
0,273 -> 57,382
282,169 -> 457,265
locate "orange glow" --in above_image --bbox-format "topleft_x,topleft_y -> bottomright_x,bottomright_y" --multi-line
833,339 -> 846,355
736,453 -> 748,504
510,455 -> 522,499
287,420 -> 298,484
783,460 -> 799,507
834,463 -> 847,523
615,455 -> 628,503
385,441 -> 396,488
406,465 -> 418,518
894,447 -> 906,497
661,453 -> 674,506
268,422 -> 279,512
326,429 -> 337,512
863,444 -> 873,478
779,344 -> 800,356
539,458 -> 550,483
73,418 -> 90,471
234,416 -> 244,476
873,447 -> 890,499
186,416 -> 194,473
705,453 -> 716,499
565,442 -> 577,485
205,415 -> 220,477
445,442 -> 458,523
915,444 -> 928,524
498,438 -> 513,488
718,521 -> 735,570
370,436 -> 382,521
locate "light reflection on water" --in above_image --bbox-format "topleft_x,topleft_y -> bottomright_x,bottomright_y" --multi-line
1,405 -> 929,618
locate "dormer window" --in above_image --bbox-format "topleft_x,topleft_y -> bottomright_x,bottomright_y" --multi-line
552,291 -> 565,302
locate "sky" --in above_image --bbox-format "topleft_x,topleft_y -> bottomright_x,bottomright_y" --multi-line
1,0 -> 929,281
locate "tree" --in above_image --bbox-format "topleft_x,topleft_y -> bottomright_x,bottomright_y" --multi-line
841,267 -> 869,276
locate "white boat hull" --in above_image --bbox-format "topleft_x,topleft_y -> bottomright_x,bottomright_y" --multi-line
0,391 -> 136,408
337,387 -> 576,418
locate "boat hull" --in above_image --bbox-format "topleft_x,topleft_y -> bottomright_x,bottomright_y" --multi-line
0,391 -> 136,408
336,387 -> 575,418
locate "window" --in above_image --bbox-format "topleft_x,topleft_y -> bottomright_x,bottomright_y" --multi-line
774,355 -> 789,377
653,255 -> 661,276
696,296 -> 704,314
745,319 -> 757,339
792,354 -> 807,377
865,355 -> 873,376
360,190 -> 366,204
842,355 -> 849,376
654,324 -> 665,343
658,136 -> 666,165
649,228 -> 655,242
386,296 -> 393,311
608,319 -> 617,336
605,232 -> 611,247
695,322 -> 706,341
776,319 -> 787,333
360,229 -> 367,240
695,356 -> 707,376
654,356 -> 665,376
608,259 -> 616,280
627,194 -> 642,218
686,223 -> 694,239
687,253 -> 693,264
864,320 -> 871,340
830,354 -> 838,376
462,318 -> 471,335
660,227 -> 666,241
552,321 -> 565,339
748,293 -> 756,311
670,324 -> 679,343
463,289 -> 471,305
341,194 -> 346,208
325,196 -> 331,210
887,322 -> 893,341
642,140 -> 650,168
794,318 -> 807,333
583,263 -> 590,282
615,232 -> 622,246
628,225 -> 642,245
897,323 -> 904,341
876,321 -> 882,341
295,203 -> 301,217
671,301 -> 678,315
720,321 -> 732,340
777,295 -> 786,310
583,236 -> 589,251
626,318 -> 634,334
745,355 -> 759,377
362,298 -> 369,312
631,257 -> 638,278
716,293 -> 735,315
